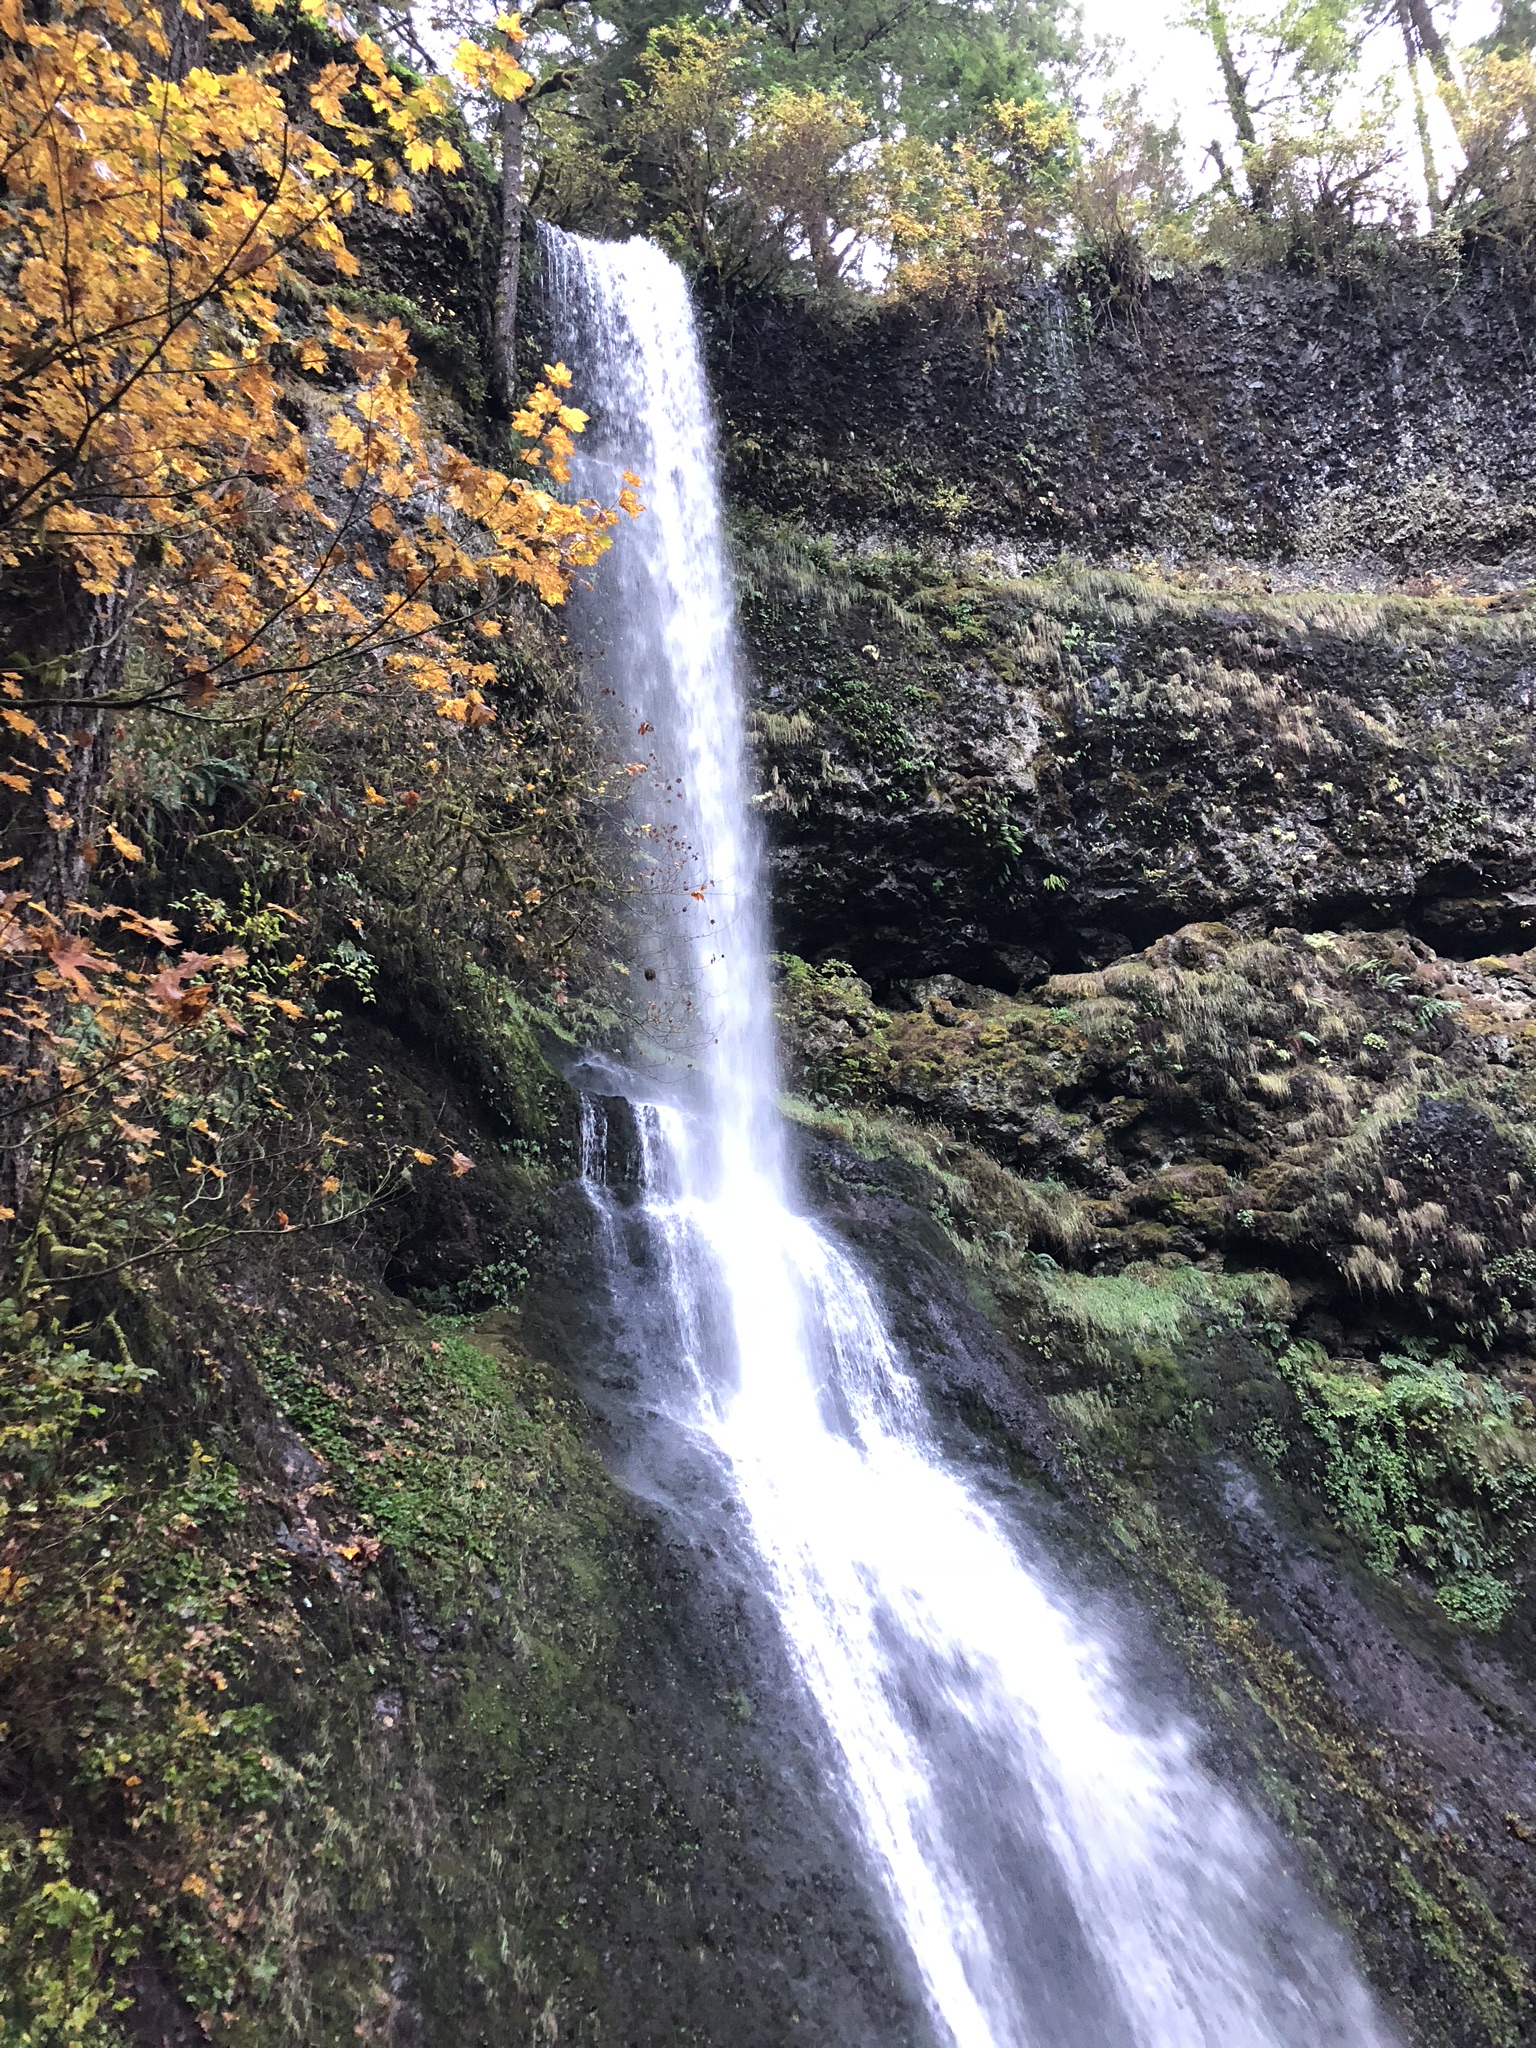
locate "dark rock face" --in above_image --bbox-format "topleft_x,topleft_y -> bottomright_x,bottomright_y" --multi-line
738,559 -> 1536,985
721,265 -> 1536,992
709,263 -> 1536,565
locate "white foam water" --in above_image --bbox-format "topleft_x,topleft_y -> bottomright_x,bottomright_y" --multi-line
546,226 -> 1399,2048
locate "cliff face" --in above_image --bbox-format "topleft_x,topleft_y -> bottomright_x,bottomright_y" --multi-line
739,554 -> 1536,987
711,261 -> 1536,567
718,269 -> 1536,993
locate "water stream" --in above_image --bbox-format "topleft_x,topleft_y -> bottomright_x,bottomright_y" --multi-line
546,227 -> 1398,2048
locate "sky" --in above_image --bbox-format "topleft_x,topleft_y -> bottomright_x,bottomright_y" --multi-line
1079,0 -> 1503,202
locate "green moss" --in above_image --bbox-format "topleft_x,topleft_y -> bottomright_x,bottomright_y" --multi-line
0,1205 -> 701,2047
1279,1339 -> 1536,1614
253,1316 -> 616,1584
0,1828 -> 138,2048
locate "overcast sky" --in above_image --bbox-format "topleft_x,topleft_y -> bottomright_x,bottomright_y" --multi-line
1079,0 -> 1502,198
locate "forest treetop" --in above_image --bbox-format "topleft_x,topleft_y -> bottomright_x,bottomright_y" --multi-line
415,0 -> 1536,305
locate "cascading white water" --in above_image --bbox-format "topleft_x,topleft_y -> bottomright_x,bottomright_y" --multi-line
547,228 -> 1399,2048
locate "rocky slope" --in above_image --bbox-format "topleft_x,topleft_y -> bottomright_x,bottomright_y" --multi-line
773,932 -> 1536,2047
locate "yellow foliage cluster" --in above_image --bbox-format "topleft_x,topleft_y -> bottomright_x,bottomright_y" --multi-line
878,99 -> 1077,305
1450,50 -> 1536,245
0,0 -> 618,730
453,9 -> 534,105
0,0 -> 638,1249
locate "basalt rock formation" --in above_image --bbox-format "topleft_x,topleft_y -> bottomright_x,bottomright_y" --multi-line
709,261 -> 1536,567
739,551 -> 1536,988
773,932 -> 1536,2046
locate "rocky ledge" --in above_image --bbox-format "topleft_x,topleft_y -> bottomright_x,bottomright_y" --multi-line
740,549 -> 1536,986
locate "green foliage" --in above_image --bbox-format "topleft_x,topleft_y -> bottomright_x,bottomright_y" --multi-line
0,1360 -> 303,2025
1280,1339 -> 1536,1623
528,0 -> 1536,292
0,1829 -> 136,2048
254,1320 -> 593,1576
0,1310 -> 147,1503
532,0 -> 1080,149
1447,49 -> 1536,255
1436,1570 -> 1518,1632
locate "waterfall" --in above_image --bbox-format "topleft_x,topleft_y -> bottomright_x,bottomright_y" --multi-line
546,228 -> 1398,2048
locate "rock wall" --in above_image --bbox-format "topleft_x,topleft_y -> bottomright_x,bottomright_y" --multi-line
709,262 -> 1536,568
739,554 -> 1536,985
714,257 -> 1536,2047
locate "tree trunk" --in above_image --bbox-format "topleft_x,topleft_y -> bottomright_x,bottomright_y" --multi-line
494,88 -> 527,412
1398,5 -> 1442,220
0,570 -> 136,1250
1202,0 -> 1272,215
807,210 -> 835,290
1400,0 -> 1468,142
158,0 -> 208,80
1403,0 -> 1451,72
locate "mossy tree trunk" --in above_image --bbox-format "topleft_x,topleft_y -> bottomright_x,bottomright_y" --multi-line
1200,0 -> 1273,216
0,565 -> 135,1247
495,84 -> 526,412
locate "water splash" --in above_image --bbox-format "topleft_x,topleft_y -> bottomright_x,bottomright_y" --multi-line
548,227 -> 1398,2048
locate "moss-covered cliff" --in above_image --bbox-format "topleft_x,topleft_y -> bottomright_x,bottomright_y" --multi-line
690,252 -> 1536,2048
736,539 -> 1536,985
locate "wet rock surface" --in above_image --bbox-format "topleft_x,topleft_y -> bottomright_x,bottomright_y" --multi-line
774,921 -> 1536,2042
517,1191 -> 936,2048
709,262 -> 1536,566
739,555 -> 1536,987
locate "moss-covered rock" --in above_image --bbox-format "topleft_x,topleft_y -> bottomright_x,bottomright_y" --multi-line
743,548 -> 1536,985
777,924 -> 1536,1333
